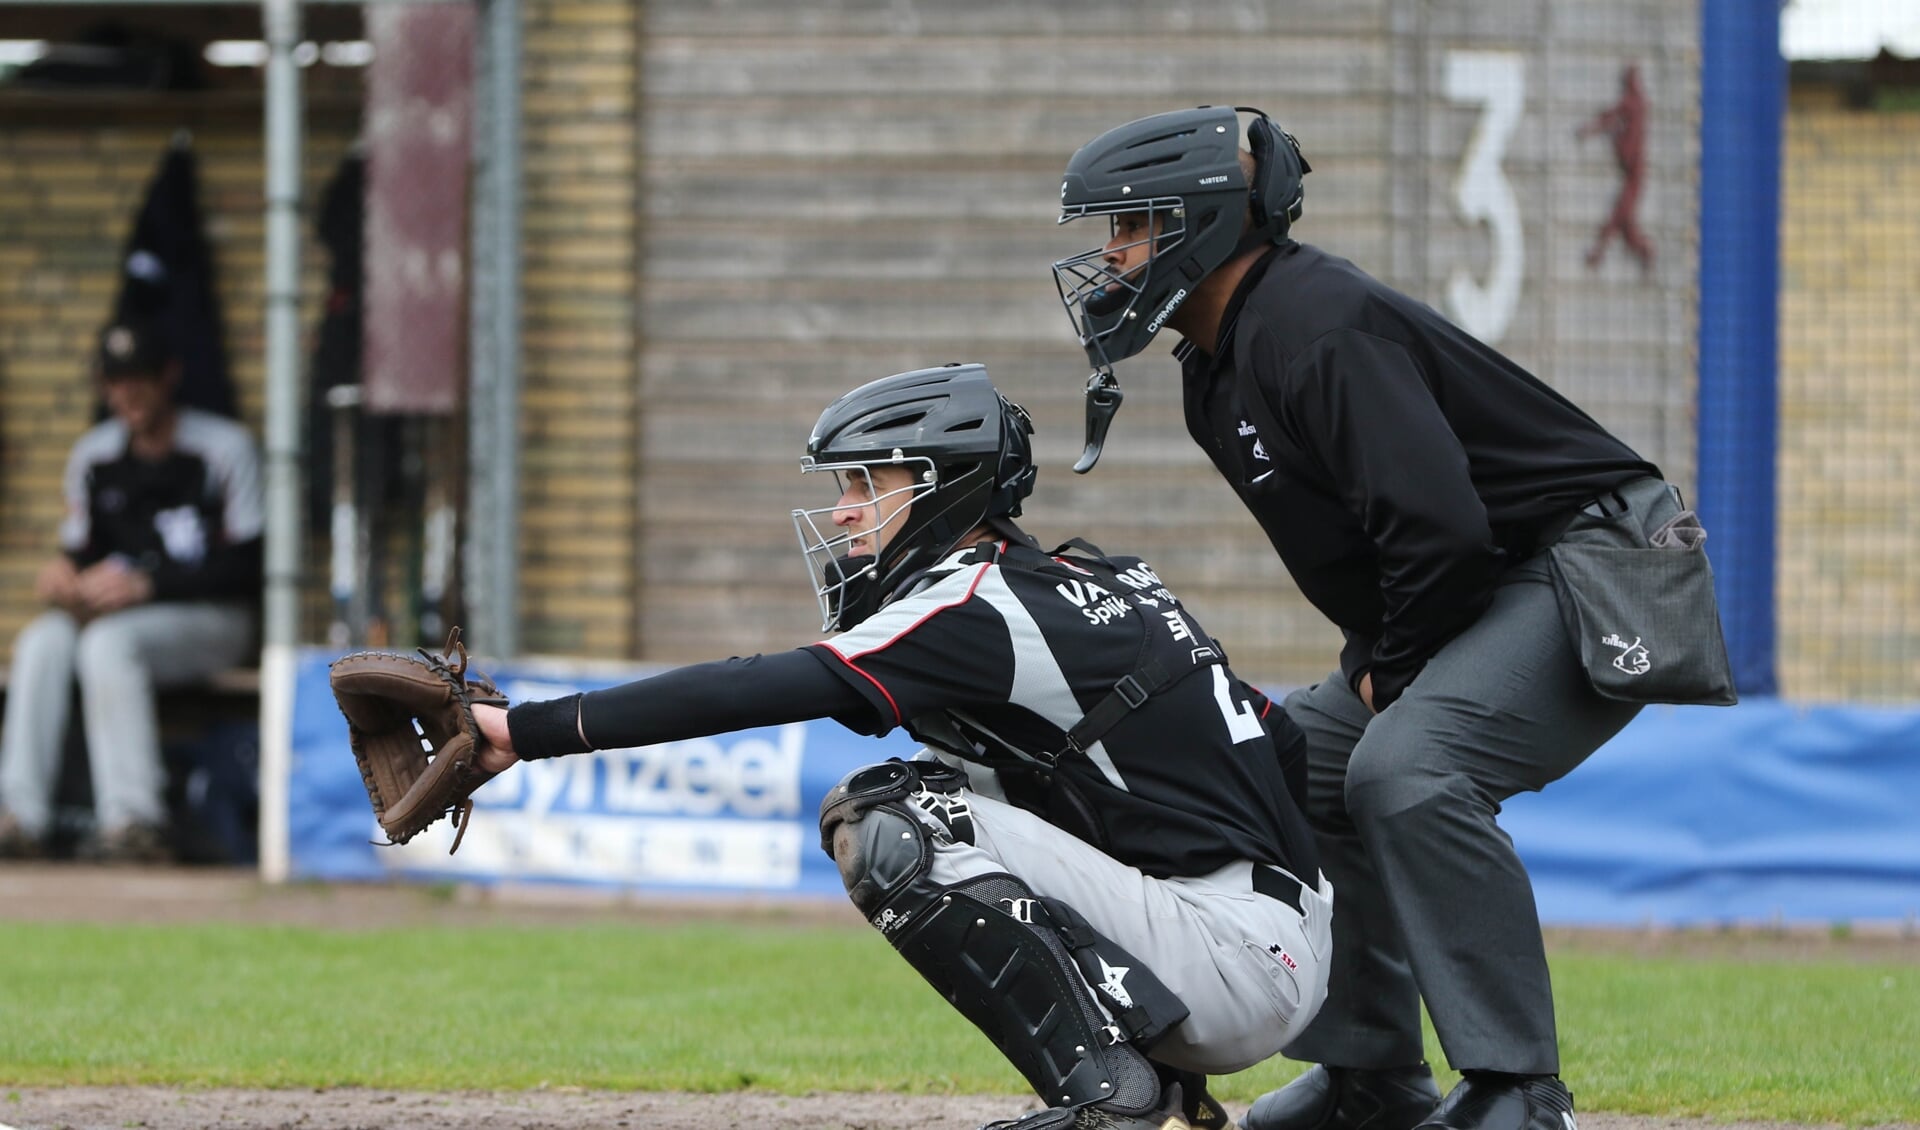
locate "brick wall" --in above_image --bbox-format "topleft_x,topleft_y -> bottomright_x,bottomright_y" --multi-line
1778,88 -> 1920,700
517,0 -> 640,658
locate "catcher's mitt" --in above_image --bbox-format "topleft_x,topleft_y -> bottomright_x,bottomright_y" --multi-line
329,627 -> 509,853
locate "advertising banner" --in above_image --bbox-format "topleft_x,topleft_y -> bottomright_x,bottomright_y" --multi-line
291,649 -> 1920,924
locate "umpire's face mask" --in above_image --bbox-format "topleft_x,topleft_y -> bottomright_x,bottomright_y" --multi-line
792,457 -> 936,632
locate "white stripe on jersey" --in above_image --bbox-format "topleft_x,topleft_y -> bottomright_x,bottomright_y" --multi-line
175,409 -> 265,542
970,566 -> 1129,791
825,561 -> 991,659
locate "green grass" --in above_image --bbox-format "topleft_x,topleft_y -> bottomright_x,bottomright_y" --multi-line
2,922 -> 1917,1124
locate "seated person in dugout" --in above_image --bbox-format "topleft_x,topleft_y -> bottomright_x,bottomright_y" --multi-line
471,363 -> 1332,1130
0,319 -> 262,863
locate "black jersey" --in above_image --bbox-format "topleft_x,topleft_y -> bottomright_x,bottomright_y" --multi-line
809,541 -> 1318,883
60,409 -> 264,602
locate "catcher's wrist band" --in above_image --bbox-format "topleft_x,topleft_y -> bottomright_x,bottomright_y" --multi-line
508,694 -> 592,760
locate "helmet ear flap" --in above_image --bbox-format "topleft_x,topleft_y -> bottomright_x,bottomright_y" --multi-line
1238,106 -> 1310,241
1244,111 -> 1278,233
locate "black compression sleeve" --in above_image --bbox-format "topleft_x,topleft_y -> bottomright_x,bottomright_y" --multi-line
507,694 -> 589,760
576,649 -> 865,752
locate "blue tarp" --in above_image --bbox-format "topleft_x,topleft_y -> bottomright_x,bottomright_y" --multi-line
1505,699 -> 1920,924
290,649 -> 1920,923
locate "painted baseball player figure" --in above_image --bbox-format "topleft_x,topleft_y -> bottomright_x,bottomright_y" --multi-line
1578,65 -> 1654,273
473,364 -> 1332,1130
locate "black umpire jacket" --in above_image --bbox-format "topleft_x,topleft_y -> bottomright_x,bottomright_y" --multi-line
1178,241 -> 1659,709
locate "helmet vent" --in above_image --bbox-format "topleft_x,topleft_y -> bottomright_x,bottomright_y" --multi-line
1115,154 -> 1181,173
944,418 -> 985,433
1124,127 -> 1197,152
864,408 -> 929,431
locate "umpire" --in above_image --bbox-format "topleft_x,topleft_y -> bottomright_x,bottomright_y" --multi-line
1048,107 -> 1732,1130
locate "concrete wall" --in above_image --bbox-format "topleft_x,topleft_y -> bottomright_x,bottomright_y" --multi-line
630,0 -> 1703,687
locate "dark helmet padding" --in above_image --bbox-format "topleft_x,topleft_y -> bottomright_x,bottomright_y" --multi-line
1241,106 -> 1310,245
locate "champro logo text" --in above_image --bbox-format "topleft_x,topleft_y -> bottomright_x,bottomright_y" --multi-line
1147,288 -> 1188,335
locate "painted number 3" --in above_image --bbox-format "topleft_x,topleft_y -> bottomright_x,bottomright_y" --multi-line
1444,50 -> 1526,345
1211,666 -> 1266,745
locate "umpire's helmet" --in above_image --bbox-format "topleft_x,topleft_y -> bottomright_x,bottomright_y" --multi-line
1052,105 -> 1310,374
793,363 -> 1036,631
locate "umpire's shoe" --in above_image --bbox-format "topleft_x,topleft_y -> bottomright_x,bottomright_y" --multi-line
1244,1064 -> 1440,1130
1413,1073 -> 1575,1130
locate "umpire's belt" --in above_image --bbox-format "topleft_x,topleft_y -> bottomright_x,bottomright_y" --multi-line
1252,863 -> 1309,915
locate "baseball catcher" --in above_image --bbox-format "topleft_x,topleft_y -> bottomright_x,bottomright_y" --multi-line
361,365 -> 1332,1130
329,627 -> 508,853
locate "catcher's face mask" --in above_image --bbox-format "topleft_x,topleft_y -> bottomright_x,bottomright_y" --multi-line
792,455 -> 937,632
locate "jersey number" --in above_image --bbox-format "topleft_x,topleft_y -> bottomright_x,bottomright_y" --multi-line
1211,666 -> 1266,745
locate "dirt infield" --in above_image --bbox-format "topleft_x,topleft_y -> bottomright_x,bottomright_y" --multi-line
2,1090 -> 1893,1130
3,864 -> 1916,1130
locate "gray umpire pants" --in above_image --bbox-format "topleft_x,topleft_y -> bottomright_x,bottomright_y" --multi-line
0,603 -> 255,837
1282,478 -> 1677,1075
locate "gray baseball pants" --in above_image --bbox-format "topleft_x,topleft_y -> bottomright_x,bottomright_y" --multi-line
0,603 -> 255,837
1281,480 -> 1679,1074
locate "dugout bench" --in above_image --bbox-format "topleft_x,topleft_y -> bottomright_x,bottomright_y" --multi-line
0,666 -> 261,864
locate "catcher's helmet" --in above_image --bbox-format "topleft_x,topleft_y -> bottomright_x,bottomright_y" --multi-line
1052,106 -> 1308,471
792,363 -> 1036,631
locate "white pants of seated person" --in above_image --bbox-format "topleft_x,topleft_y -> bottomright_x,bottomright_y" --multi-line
0,604 -> 254,837
916,788 -> 1333,1076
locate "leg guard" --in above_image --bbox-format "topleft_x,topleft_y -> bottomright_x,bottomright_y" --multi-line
819,761 -> 1169,1118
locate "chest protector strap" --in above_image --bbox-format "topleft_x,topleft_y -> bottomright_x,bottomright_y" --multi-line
1025,538 -> 1228,764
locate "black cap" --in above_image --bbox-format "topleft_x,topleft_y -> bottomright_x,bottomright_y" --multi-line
95,320 -> 171,379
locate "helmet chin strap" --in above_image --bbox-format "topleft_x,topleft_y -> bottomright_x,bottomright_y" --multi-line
1072,369 -> 1125,474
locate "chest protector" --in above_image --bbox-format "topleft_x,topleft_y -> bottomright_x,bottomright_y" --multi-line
908,539 -> 1232,847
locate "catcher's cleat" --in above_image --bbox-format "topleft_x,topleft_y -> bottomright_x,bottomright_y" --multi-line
1159,1067 -> 1236,1130
1244,1064 -> 1439,1130
981,1082 -> 1192,1130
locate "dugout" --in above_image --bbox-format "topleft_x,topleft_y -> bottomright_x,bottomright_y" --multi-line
0,0 -> 526,874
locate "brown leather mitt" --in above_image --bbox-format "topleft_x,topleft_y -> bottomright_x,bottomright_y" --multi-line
329,627 -> 509,853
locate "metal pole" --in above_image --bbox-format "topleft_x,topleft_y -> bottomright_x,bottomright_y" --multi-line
257,0 -> 305,882
467,0 -> 523,659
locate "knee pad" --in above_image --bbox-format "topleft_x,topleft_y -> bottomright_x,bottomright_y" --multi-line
819,758 -> 972,921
